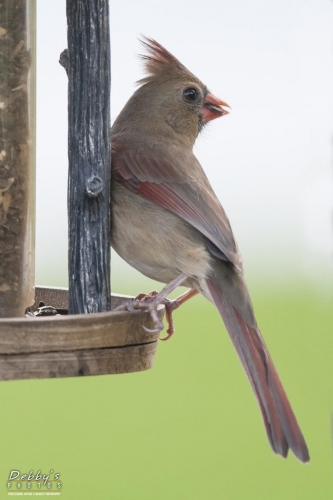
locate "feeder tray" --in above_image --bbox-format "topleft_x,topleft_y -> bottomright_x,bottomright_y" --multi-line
0,2 -> 164,383
0,286 -> 164,381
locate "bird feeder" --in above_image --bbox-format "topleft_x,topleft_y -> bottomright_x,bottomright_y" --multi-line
0,0 -> 164,381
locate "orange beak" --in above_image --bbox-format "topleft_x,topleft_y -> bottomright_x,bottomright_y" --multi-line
202,93 -> 230,122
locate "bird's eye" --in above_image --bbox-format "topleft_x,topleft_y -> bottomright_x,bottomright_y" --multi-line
183,87 -> 198,101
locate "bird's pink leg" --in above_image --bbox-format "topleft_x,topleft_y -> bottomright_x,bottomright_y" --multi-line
160,288 -> 199,341
132,287 -> 198,338
115,274 -> 188,333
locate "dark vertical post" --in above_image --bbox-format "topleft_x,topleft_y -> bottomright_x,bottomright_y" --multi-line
66,0 -> 111,314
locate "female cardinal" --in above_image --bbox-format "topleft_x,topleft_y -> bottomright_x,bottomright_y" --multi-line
111,37 -> 309,462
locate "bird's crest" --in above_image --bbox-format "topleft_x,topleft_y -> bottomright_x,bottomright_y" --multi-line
137,36 -> 199,86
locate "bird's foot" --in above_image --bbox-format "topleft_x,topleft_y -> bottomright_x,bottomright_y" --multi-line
115,274 -> 189,336
134,291 -> 159,302
115,292 -> 164,334
136,293 -> 177,339
117,291 -> 177,337
159,288 -> 199,340
159,298 -> 177,341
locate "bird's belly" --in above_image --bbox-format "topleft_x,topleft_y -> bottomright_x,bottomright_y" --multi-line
111,183 -> 212,285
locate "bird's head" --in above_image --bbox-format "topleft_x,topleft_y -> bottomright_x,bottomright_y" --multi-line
112,37 -> 230,148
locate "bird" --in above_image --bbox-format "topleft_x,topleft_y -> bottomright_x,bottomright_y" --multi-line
110,36 -> 309,463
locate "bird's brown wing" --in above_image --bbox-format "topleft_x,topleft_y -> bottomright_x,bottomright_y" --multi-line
112,135 -> 242,271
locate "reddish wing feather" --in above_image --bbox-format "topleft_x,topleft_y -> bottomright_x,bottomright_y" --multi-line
112,137 -> 242,270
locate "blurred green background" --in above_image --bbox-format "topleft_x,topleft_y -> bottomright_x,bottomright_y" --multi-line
0,274 -> 332,499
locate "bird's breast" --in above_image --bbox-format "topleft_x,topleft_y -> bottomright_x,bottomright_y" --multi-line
111,182 -> 212,285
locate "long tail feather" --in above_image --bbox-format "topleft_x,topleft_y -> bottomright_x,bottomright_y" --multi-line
206,277 -> 309,463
